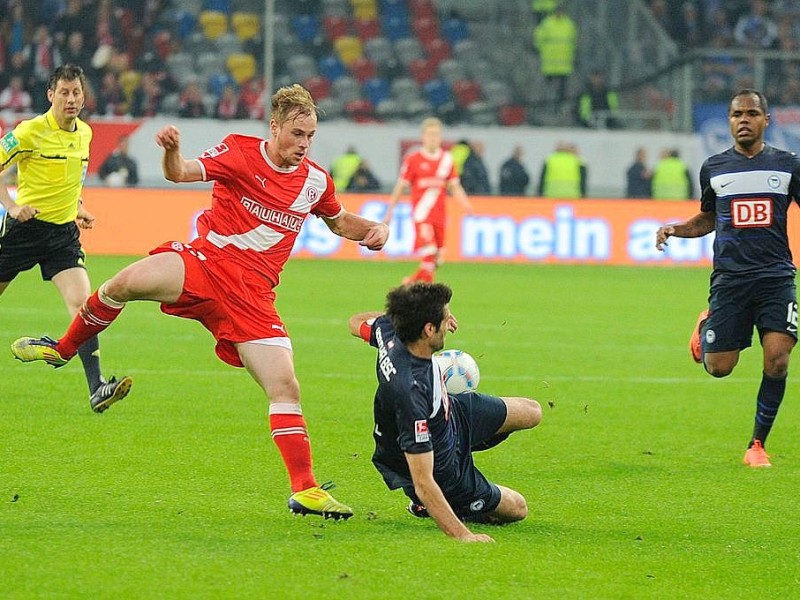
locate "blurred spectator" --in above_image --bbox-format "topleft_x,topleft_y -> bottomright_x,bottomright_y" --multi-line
531,0 -> 557,22
450,139 -> 471,176
215,85 -> 247,120
24,25 -> 62,112
53,0 -> 93,48
460,141 -> 491,195
4,52 -> 31,94
240,78 -> 267,120
577,69 -> 620,128
651,148 -> 693,200
499,145 -> 531,195
0,75 -> 33,114
130,72 -> 164,117
179,82 -> 208,118
8,3 -> 27,56
348,162 -> 382,192
61,32 -> 91,71
733,0 -> 778,49
98,135 -> 139,187
95,71 -> 126,116
533,3 -> 578,105
625,147 -> 652,199
538,141 -> 586,198
331,146 -> 364,191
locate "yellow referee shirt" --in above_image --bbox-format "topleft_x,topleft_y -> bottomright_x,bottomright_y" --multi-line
0,108 -> 91,225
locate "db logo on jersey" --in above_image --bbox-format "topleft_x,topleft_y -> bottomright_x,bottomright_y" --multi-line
414,420 -> 430,443
732,198 -> 772,228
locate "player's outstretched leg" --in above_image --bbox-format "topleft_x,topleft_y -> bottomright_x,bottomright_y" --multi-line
288,482 -> 354,520
690,309 -> 709,364
11,336 -> 70,367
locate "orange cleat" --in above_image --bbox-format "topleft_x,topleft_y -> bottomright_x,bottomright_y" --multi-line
689,309 -> 709,364
743,440 -> 772,468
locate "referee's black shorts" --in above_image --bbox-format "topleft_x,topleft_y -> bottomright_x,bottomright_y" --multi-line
0,216 -> 86,282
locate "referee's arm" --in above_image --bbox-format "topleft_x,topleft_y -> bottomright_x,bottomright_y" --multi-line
0,169 -> 38,222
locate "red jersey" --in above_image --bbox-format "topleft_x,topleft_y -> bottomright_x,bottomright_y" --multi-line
398,148 -> 458,224
195,134 -> 343,285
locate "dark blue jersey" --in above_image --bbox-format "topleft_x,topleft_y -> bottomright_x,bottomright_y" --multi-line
368,315 -> 472,494
699,144 -> 800,277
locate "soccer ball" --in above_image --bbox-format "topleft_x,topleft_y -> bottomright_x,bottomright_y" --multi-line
434,349 -> 480,394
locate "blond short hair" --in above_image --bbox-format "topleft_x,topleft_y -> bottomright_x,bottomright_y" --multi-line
271,84 -> 318,124
420,117 -> 442,132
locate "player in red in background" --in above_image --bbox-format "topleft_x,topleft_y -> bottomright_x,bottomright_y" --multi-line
12,84 -> 389,519
384,117 -> 472,284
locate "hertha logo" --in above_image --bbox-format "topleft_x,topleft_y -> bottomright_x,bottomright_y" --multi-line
731,198 -> 772,228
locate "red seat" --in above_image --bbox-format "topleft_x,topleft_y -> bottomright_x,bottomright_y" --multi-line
409,0 -> 436,19
350,56 -> 377,83
345,98 -> 375,122
408,57 -> 436,85
452,79 -> 481,108
412,16 -> 439,44
423,37 -> 450,66
498,104 -> 527,126
354,18 -> 381,42
323,15 -> 350,42
303,75 -> 332,100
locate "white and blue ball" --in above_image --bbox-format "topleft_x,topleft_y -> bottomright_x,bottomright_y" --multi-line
434,349 -> 480,394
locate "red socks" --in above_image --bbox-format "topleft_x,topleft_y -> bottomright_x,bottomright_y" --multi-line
57,290 -> 124,359
269,404 -> 317,492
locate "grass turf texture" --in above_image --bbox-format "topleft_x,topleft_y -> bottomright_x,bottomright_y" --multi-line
1,257 -> 799,598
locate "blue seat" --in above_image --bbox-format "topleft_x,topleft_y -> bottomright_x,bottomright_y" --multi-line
423,78 -> 451,108
175,10 -> 197,40
292,15 -> 321,44
380,0 -> 408,20
207,72 -> 236,98
381,14 -> 411,41
363,77 -> 391,106
441,18 -> 469,46
318,54 -> 347,81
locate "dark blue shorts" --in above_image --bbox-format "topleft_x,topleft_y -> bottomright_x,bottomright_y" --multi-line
0,216 -> 86,282
404,392 -> 508,520
704,273 -> 798,353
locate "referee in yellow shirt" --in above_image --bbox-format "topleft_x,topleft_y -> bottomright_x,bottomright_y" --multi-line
0,64 -> 131,412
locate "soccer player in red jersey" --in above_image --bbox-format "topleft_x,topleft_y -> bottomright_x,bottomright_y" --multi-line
384,117 -> 472,283
13,84 -> 389,519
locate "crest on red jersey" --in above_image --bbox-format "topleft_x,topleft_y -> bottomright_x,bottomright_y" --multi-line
306,186 -> 319,203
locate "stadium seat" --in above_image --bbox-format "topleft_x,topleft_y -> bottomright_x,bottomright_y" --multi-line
408,57 -> 436,85
323,15 -> 350,42
422,38 -> 452,65
161,92 -> 181,115
390,76 -> 421,104
350,56 -> 377,83
334,36 -> 364,66
394,37 -> 424,66
466,100 -> 495,125
288,54 -> 319,83
175,9 -> 198,40
350,0 -> 378,20
452,79 -> 481,108
318,54 -> 347,81
344,98 -> 374,122
441,17 -> 469,46
317,95 -> 345,120
198,51 -> 226,79
215,33 -> 244,58
380,0 -> 408,19
498,104 -> 526,126
374,98 -> 403,121
409,0 -> 435,19
303,75 -> 332,100
437,58 -> 466,86
323,0 -> 351,17
404,97 -> 434,120
354,18 -> 381,42
226,52 -> 257,84
166,52 -> 196,87
332,75 -> 362,104
207,72 -> 236,98
382,15 -> 411,42
231,12 -> 260,41
482,80 -> 513,108
200,10 -> 228,40
204,0 -> 230,13
364,36 -> 394,67
412,16 -> 439,45
422,78 -> 451,108
362,76 -> 391,105
291,15 -> 322,44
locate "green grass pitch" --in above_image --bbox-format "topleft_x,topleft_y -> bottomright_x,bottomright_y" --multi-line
1,257 -> 799,598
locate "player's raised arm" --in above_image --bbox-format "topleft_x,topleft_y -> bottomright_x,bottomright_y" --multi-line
405,451 -> 494,543
384,177 -> 409,224
349,311 -> 383,340
155,125 -> 203,183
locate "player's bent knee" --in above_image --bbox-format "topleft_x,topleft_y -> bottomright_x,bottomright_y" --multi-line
492,486 -> 528,523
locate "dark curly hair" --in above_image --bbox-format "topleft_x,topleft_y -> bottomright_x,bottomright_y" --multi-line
386,282 -> 452,344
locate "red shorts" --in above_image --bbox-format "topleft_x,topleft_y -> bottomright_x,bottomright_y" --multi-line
150,241 -> 288,367
414,219 -> 445,254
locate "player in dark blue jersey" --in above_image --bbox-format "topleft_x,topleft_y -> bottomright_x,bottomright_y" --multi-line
349,282 -> 541,542
656,89 -> 800,468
